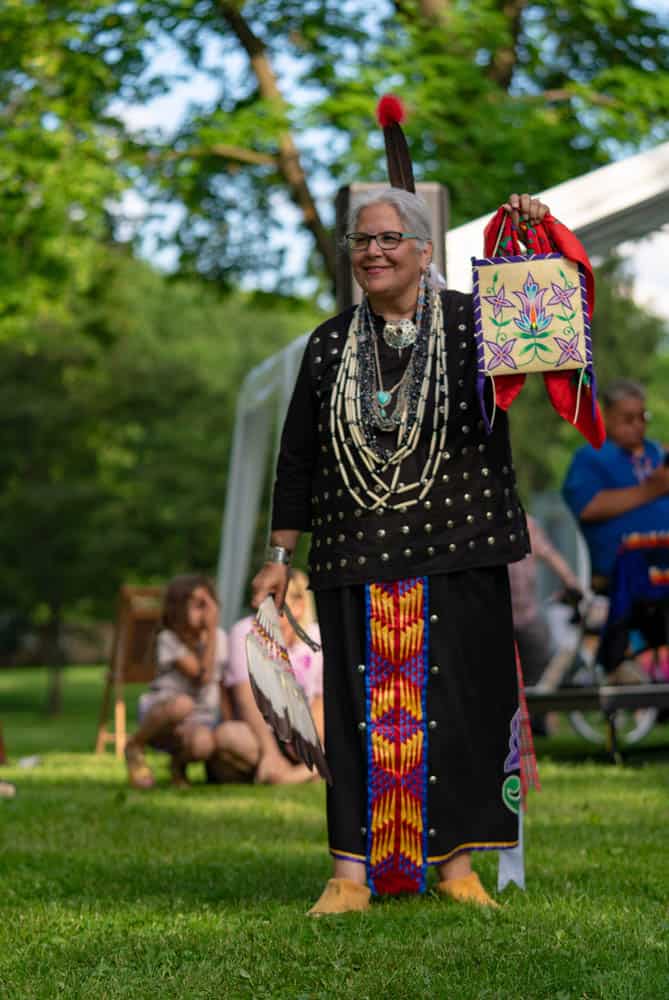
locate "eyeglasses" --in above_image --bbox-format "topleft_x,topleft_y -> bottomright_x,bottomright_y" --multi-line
345,231 -> 418,252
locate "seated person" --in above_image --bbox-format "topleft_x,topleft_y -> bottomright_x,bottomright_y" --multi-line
508,515 -> 583,688
219,569 -> 324,786
563,378 -> 669,679
124,574 -> 257,789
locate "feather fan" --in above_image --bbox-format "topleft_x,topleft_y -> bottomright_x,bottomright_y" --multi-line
245,597 -> 332,784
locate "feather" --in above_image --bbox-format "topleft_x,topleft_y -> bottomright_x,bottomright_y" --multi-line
376,93 -> 415,193
245,597 -> 332,784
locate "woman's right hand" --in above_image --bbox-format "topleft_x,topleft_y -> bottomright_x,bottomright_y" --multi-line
251,561 -> 290,610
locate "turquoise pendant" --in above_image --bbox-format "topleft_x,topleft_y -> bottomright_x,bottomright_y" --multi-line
377,390 -> 391,406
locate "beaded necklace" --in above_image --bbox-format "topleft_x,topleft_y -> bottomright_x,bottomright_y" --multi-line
329,284 -> 449,512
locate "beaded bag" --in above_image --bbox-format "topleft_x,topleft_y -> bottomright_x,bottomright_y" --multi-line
471,210 -> 605,447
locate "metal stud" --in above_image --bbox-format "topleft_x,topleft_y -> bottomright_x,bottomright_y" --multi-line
468,540 -> 476,549
449,543 -> 456,552
361,826 -> 367,835
442,473 -> 450,482
464,493 -> 472,502
482,467 -> 490,477
486,511 -> 494,520
430,613 -> 439,624
354,508 -> 362,517
325,561 -> 332,570
487,536 -> 495,545
429,775 -> 437,785
425,523 -> 432,533
447,519 -> 454,529
478,443 -> 485,453
463,472 -> 470,481
509,533 -> 516,542
357,555 -> 366,565
428,828 -> 437,837
483,488 -> 492,498
424,500 -> 432,510
381,552 -> 389,562
315,356 -> 322,364
358,721 -> 367,731
459,401 -> 468,410
356,530 -> 364,540
459,340 -> 467,349
401,525 -> 410,535
337,533 -> 345,542
428,720 -> 437,730
462,425 -> 470,433
357,663 -> 366,673
377,528 -> 386,539
466,514 -> 474,524
340,558 -> 348,567
445,497 -> 453,507
458,323 -> 467,331
431,665 -> 440,674
427,546 -> 435,556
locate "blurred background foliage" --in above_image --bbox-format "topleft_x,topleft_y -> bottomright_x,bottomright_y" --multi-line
1,0 -> 667,657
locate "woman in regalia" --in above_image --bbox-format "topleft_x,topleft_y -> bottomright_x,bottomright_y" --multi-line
252,98 -> 548,914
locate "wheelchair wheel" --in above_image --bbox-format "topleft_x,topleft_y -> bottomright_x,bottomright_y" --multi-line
568,706 -> 658,745
562,656 -> 658,746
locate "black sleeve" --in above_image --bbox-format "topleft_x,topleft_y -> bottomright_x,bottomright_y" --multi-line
270,343 -> 317,531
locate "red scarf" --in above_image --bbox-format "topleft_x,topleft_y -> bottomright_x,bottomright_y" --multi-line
482,208 -> 605,448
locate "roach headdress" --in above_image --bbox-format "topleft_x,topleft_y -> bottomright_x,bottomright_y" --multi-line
376,95 -> 415,193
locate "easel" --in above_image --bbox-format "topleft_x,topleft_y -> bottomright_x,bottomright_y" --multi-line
95,585 -> 163,758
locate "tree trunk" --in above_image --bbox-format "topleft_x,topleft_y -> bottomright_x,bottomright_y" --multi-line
488,0 -> 528,89
219,3 -> 337,287
42,610 -> 66,716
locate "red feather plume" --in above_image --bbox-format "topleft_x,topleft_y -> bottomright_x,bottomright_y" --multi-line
376,94 -> 406,128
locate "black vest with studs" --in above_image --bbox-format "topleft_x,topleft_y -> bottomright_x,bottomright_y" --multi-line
271,289 -> 530,591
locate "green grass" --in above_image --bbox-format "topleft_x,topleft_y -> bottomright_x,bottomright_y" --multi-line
1,667 -> 668,1000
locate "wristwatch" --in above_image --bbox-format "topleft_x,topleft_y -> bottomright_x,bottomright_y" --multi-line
265,544 -> 292,566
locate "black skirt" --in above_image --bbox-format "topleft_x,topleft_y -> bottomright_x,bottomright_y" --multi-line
315,565 -> 520,894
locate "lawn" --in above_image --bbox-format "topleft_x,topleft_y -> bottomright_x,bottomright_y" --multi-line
1,667 -> 668,1000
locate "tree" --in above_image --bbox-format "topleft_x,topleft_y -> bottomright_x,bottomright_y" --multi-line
0,1 -> 150,341
126,0 -> 669,288
0,246 -> 322,633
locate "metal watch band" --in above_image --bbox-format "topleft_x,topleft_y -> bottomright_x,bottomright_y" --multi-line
265,544 -> 292,565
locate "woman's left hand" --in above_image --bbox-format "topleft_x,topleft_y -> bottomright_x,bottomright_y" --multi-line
502,192 -> 549,229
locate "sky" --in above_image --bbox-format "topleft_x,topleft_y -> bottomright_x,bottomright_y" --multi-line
113,6 -> 669,321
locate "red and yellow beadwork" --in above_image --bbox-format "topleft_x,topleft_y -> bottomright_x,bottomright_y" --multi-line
365,577 -> 428,894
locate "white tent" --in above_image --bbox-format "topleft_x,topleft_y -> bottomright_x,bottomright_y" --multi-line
217,141 -> 669,626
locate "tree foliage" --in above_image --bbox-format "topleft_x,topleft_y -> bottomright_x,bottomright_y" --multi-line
125,0 -> 669,287
0,248 -> 323,637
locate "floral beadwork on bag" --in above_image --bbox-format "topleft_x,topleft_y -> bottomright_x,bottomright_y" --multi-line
472,253 -> 591,376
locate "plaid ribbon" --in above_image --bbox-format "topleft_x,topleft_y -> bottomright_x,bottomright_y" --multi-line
515,643 -> 540,806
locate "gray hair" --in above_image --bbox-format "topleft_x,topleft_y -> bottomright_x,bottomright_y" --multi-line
602,378 -> 646,410
345,187 -> 446,290
347,187 -> 432,245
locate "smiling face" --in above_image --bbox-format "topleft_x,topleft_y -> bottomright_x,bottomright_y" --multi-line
350,202 -> 432,312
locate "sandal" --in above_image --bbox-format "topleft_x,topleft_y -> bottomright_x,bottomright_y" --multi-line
124,742 -> 155,789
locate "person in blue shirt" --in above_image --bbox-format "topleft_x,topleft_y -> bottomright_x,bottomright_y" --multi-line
563,378 -> 669,677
